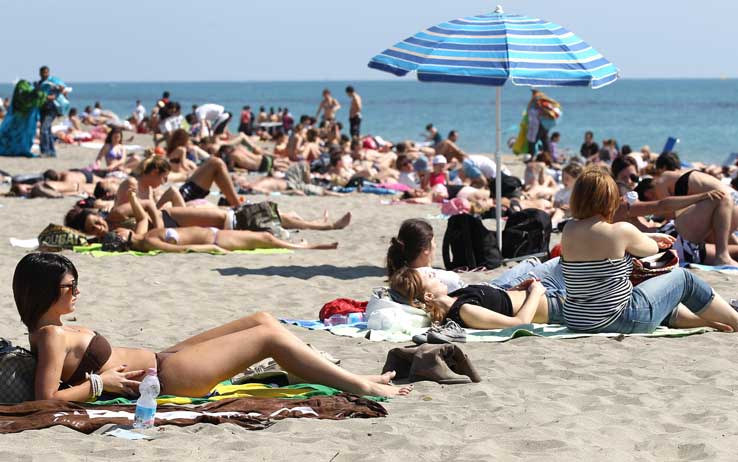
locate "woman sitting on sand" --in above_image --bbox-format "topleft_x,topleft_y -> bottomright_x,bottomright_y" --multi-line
559,166 -> 738,334
13,253 -> 410,400
102,190 -> 337,252
94,128 -> 136,172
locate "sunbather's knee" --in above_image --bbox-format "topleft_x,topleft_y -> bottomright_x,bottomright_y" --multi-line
252,311 -> 279,327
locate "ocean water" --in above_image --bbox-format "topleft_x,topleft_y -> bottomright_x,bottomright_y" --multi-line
1,79 -> 737,164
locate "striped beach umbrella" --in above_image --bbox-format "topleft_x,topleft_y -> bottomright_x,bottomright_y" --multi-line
368,5 -> 619,251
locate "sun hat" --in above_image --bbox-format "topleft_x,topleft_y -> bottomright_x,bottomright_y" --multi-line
413,155 -> 430,173
432,155 -> 447,165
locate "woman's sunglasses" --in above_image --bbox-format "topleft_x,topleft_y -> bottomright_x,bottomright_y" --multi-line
60,280 -> 78,293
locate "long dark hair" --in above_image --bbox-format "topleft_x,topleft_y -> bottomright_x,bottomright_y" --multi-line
13,253 -> 78,331
386,219 -> 434,277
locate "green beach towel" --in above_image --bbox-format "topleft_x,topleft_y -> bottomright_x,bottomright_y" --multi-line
73,243 -> 292,257
89,381 -> 386,405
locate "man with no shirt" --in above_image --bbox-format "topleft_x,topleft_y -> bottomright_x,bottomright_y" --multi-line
345,85 -> 362,138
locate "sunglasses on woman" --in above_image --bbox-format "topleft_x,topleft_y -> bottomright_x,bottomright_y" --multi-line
59,279 -> 78,293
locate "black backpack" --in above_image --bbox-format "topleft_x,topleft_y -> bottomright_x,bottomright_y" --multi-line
489,172 -> 523,198
442,214 -> 502,270
502,208 -> 552,259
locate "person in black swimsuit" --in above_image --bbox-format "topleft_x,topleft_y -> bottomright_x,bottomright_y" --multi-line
14,253 -> 412,401
390,267 -> 550,328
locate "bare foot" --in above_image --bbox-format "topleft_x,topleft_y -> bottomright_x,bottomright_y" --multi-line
369,382 -> 413,397
301,240 -> 339,250
362,370 -> 396,385
332,212 -> 352,230
712,256 -> 738,267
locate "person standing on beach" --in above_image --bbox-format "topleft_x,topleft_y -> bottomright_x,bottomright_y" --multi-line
345,86 -> 362,138
526,89 -> 552,156
315,89 -> 340,123
580,131 -> 599,160
239,106 -> 253,135
35,66 -> 64,157
133,100 -> 146,124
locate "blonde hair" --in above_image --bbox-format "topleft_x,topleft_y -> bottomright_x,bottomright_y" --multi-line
388,267 -> 445,324
569,166 -> 620,222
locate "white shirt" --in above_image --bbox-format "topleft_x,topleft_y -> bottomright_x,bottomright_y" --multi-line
196,104 -> 225,122
468,155 -> 497,179
398,171 -> 419,189
91,108 -> 102,117
134,103 -> 146,123
415,267 -> 466,292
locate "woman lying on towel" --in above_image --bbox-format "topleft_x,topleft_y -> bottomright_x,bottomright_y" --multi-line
559,166 -> 738,334
387,218 -> 565,325
390,267 -> 552,328
13,253 -> 411,400
102,190 -> 338,252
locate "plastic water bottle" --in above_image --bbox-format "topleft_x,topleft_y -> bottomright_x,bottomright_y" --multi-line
133,368 -> 160,429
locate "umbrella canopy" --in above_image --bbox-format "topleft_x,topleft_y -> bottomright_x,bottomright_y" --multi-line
368,6 -> 619,256
368,8 -> 619,89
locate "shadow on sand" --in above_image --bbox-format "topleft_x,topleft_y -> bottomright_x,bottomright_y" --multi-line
214,264 -> 386,280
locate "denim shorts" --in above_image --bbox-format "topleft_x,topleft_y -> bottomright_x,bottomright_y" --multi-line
590,268 -> 715,334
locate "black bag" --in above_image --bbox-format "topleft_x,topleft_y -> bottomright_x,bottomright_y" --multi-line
0,339 -> 35,404
442,214 -> 502,270
489,172 -> 523,198
502,208 -> 552,259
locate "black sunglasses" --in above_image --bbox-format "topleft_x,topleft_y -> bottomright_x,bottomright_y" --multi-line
60,279 -> 78,293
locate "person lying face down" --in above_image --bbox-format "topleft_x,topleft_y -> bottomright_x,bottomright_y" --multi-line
12,253 -> 412,401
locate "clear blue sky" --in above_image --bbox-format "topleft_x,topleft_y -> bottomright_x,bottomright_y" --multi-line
3,0 -> 733,82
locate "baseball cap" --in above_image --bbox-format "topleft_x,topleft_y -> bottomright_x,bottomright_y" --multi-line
432,155 -> 447,165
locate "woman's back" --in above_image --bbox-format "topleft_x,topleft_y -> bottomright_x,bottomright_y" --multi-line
561,218 -> 628,262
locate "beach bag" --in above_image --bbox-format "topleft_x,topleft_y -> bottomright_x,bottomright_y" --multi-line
630,250 -> 679,286
502,209 -> 552,259
0,339 -> 36,404
233,201 -> 282,235
442,214 -> 502,271
37,223 -> 89,251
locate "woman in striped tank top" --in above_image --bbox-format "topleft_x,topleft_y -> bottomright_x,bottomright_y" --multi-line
560,167 -> 738,334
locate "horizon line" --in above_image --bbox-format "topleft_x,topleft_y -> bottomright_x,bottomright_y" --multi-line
0,76 -> 736,85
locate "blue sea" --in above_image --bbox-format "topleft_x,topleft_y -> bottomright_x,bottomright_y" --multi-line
1,79 -> 737,164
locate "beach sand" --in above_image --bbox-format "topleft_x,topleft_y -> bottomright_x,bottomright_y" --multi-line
1,139 -> 738,461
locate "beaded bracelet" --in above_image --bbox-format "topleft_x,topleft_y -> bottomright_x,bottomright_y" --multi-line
86,372 -> 103,399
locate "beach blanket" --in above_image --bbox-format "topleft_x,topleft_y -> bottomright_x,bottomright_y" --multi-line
687,263 -> 738,274
0,394 -> 387,434
72,243 -> 292,257
90,382 -> 365,406
280,319 -> 713,343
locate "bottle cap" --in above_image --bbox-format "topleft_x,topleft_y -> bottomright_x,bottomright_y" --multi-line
147,368 -> 157,376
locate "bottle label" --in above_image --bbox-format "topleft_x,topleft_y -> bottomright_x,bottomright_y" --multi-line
133,405 -> 156,428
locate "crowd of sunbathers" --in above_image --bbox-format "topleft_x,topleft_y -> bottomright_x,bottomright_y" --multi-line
6,86 -> 738,404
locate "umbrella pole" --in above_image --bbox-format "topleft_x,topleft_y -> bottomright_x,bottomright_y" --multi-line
495,87 -> 502,251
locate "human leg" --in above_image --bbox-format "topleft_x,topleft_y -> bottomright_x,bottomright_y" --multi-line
216,230 -> 338,250
158,186 -> 186,208
167,207 -> 227,227
188,157 -> 241,207
279,210 -> 351,230
40,114 -> 56,156
157,312 -> 411,397
626,268 -> 738,332
676,198 -> 738,266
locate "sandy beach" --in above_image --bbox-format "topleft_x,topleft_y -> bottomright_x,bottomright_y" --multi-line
2,139 -> 738,461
